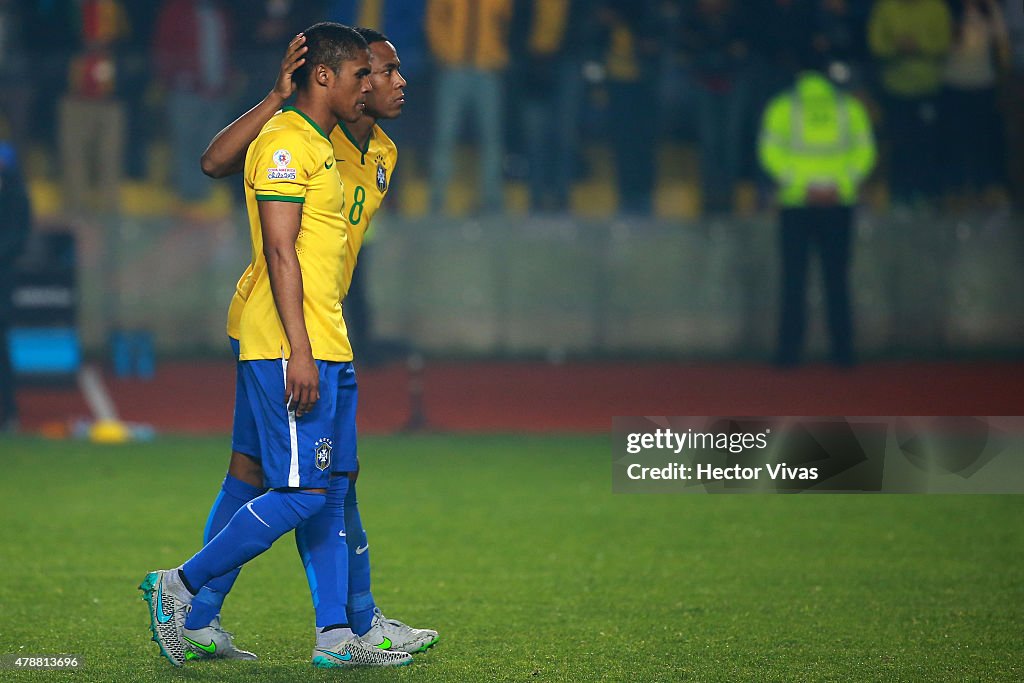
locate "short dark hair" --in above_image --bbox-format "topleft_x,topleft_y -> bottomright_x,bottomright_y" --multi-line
293,22 -> 369,89
354,27 -> 389,46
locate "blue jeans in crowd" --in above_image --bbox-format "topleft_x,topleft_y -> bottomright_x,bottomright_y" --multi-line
430,67 -> 504,213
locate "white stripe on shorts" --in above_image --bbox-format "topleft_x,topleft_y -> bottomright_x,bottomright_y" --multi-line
282,355 -> 300,487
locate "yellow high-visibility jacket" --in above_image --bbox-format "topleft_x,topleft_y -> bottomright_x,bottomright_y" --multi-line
426,0 -> 514,71
758,72 -> 877,207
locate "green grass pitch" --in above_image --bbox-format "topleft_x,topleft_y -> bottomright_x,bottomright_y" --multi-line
0,434 -> 1021,682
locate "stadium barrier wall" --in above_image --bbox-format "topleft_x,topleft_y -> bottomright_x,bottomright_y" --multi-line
66,209 -> 1024,359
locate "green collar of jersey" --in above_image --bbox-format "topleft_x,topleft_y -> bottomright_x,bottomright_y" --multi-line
337,120 -> 373,164
282,105 -> 335,141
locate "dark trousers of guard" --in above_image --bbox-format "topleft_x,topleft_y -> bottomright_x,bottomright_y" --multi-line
776,206 -> 855,367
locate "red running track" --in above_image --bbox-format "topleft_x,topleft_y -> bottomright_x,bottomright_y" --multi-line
15,360 -> 1024,435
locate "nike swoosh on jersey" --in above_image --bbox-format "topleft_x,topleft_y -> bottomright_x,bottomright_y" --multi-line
183,636 -> 217,654
355,544 -> 369,555
325,160 -> 335,169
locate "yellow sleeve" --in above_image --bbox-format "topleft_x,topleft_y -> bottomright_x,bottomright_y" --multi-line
868,1 -> 897,59
846,98 -> 877,183
114,0 -> 131,39
758,97 -> 792,184
251,129 -> 314,203
426,0 -> 456,63
530,0 -> 569,55
921,0 -> 952,56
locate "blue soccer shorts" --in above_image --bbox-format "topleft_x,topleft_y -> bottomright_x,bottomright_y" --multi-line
229,338 -> 357,489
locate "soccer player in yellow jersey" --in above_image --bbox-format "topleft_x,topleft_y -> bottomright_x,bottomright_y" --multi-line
176,27 -> 437,661
140,23 -> 414,669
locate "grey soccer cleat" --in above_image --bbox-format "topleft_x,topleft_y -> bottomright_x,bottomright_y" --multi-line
183,617 -> 258,661
360,607 -> 440,654
311,634 -> 413,668
139,570 -> 191,667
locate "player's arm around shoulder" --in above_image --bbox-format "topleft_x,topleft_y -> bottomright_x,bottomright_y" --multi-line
201,34 -> 308,178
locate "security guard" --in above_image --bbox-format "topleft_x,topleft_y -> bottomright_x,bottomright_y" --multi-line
758,66 -> 876,367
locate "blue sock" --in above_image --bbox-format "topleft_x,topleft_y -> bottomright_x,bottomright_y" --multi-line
181,490 -> 325,590
345,483 -> 376,635
295,476 -> 350,628
185,474 -> 265,630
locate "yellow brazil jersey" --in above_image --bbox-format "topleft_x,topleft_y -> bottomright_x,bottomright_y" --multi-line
228,106 -> 352,362
226,118 -> 397,353
329,120 -> 397,293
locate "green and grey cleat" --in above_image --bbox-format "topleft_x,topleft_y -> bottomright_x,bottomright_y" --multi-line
183,617 -> 258,661
312,635 -> 413,668
360,608 -> 440,654
139,570 -> 191,667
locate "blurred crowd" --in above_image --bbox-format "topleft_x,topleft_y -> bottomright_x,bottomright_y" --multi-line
0,0 -> 1022,216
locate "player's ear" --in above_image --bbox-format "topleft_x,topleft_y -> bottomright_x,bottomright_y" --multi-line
316,65 -> 330,86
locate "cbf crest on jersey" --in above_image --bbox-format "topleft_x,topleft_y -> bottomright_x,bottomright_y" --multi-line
268,148 -> 296,180
314,437 -> 333,471
374,152 -> 388,192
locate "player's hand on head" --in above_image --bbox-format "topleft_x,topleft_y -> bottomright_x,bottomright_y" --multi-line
285,352 -> 319,418
274,34 -> 307,101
